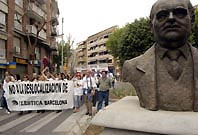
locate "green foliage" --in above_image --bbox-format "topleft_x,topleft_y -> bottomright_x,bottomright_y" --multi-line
120,18 -> 155,65
107,18 -> 155,67
190,8 -> 198,48
53,41 -> 72,67
106,27 -> 124,60
112,82 -> 136,99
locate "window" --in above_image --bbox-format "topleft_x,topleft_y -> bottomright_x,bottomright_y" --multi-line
108,59 -> 112,63
1,0 -> 7,4
0,11 -> 6,31
14,13 -> 22,31
35,47 -> 40,60
14,37 -> 21,55
0,11 -> 6,25
104,35 -> 109,38
15,0 -> 23,8
0,39 -> 6,59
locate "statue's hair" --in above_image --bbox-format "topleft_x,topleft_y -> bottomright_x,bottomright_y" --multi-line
150,0 -> 195,22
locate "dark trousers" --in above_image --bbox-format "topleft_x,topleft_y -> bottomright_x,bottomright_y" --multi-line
92,90 -> 98,107
1,96 -> 10,112
97,90 -> 109,111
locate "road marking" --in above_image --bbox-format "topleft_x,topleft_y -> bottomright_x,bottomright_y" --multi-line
0,113 -> 38,132
0,112 -> 17,122
53,109 -> 86,132
21,112 -> 62,132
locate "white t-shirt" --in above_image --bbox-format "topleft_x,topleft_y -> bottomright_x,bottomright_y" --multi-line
73,79 -> 83,96
82,76 -> 97,89
47,78 -> 54,81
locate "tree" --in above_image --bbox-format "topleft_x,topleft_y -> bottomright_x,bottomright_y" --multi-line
190,6 -> 198,47
106,27 -> 124,61
107,18 -> 155,66
14,1 -> 54,77
53,37 -> 73,69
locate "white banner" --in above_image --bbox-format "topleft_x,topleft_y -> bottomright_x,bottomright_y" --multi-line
4,80 -> 74,111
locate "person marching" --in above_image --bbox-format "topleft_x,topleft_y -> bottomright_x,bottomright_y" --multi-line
97,71 -> 112,111
73,73 -> 83,113
0,82 -> 11,114
82,70 -> 97,116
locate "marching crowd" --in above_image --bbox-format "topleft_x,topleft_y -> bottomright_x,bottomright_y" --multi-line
0,67 -> 116,116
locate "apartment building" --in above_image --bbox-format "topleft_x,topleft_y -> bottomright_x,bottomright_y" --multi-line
87,26 -> 117,72
76,26 -> 117,72
0,0 -> 59,79
76,41 -> 87,71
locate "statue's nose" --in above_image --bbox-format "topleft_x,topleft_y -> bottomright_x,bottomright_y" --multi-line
168,12 -> 174,19
167,12 -> 176,24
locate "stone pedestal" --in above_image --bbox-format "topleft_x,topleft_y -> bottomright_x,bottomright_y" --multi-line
91,96 -> 198,135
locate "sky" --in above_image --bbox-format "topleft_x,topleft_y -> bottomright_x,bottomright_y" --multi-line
57,0 -> 198,46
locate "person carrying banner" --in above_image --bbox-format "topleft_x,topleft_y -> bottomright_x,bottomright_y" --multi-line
82,70 -> 97,116
41,67 -> 55,81
19,75 -> 32,115
37,73 -> 47,113
0,82 -> 11,114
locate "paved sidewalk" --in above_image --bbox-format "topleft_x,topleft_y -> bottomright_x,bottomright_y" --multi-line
60,106 -> 92,135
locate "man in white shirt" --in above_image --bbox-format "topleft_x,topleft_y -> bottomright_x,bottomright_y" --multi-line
82,70 -> 97,116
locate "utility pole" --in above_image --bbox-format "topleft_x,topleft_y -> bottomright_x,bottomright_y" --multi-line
61,17 -> 64,67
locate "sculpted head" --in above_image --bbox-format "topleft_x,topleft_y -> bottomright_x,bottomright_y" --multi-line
150,0 -> 195,49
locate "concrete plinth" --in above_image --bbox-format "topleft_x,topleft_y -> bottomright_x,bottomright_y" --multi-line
91,96 -> 198,135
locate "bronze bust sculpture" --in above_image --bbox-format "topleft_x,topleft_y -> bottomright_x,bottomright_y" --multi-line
122,0 -> 198,111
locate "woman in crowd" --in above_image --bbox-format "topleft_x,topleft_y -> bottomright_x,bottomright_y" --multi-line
73,73 -> 83,113
0,81 -> 11,114
19,75 -> 30,115
2,72 -> 14,114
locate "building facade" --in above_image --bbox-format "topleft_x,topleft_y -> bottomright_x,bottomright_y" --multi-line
0,0 -> 59,80
76,41 -> 87,72
76,26 -> 117,73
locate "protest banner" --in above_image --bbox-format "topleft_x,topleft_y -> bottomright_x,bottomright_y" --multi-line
4,80 -> 74,111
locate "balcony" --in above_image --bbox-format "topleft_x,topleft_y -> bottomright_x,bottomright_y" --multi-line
0,0 -> 8,14
51,0 -> 59,25
96,54 -> 113,60
39,29 -> 47,40
96,46 -> 106,52
88,56 -> 97,62
0,49 -> 6,59
51,26 -> 58,36
51,12 -> 59,26
51,40 -> 58,51
78,57 -> 86,62
0,24 -> 6,32
88,49 -> 98,55
26,25 -> 46,40
14,22 -> 22,31
88,64 -> 97,68
27,2 -> 46,21
77,51 -> 84,57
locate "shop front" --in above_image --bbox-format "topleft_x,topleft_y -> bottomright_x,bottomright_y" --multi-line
0,59 -> 7,80
34,60 -> 41,74
14,57 -> 28,79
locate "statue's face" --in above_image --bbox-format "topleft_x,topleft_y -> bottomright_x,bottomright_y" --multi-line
151,0 -> 192,49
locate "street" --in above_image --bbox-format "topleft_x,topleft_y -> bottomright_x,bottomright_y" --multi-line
0,106 -> 90,135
